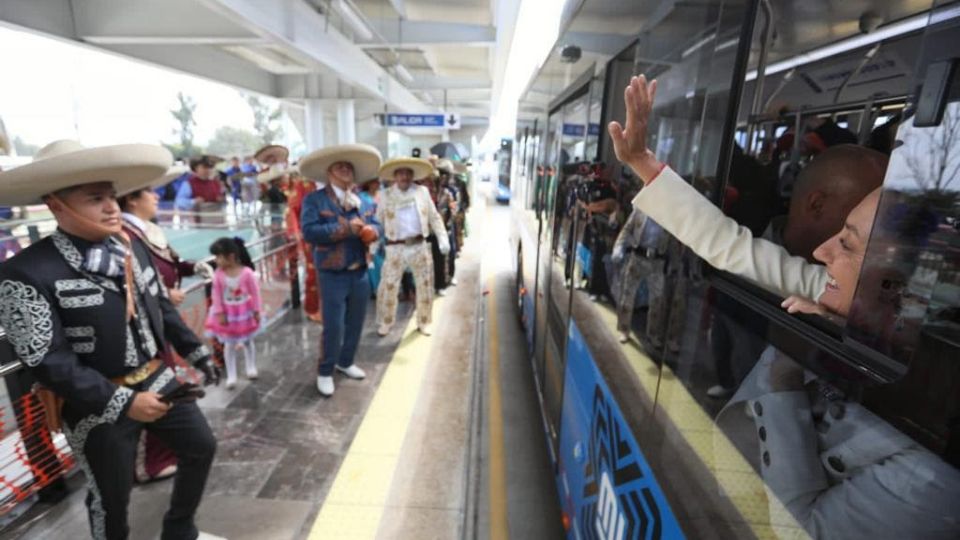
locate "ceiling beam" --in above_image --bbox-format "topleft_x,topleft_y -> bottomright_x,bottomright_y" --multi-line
71,0 -> 263,45
202,0 -> 428,112
407,76 -> 492,91
359,18 -> 495,48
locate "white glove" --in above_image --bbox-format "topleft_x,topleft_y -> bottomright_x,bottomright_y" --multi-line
194,261 -> 214,280
439,238 -> 451,256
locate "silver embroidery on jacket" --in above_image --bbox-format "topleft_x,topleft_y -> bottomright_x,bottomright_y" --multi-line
62,386 -> 133,540
185,345 -> 210,364
54,279 -> 105,309
0,280 -> 54,367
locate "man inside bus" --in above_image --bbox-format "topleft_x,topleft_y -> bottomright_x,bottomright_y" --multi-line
709,144 -> 887,397
609,75 -> 959,538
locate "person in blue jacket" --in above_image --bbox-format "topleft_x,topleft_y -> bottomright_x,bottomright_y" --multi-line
298,144 -> 382,397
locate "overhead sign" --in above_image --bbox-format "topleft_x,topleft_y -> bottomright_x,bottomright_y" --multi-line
384,113 -> 461,130
562,123 -> 601,137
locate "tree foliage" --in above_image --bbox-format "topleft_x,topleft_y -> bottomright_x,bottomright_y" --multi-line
171,92 -> 198,157
246,95 -> 283,146
205,126 -> 262,159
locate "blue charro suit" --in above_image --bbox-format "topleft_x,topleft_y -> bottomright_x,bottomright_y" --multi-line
301,185 -> 381,377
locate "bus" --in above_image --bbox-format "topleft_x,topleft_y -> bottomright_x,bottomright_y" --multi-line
509,1 -> 960,538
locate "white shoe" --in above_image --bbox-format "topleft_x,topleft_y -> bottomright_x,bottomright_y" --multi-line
225,379 -> 237,390
418,324 -> 433,336
317,375 -> 335,396
450,277 -> 458,286
246,369 -> 259,380
197,532 -> 227,540
618,332 -> 629,343
437,288 -> 448,296
336,364 -> 366,380
707,385 -> 735,399
377,324 -> 392,336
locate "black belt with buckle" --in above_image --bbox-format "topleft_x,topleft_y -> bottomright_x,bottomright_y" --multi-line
387,235 -> 425,246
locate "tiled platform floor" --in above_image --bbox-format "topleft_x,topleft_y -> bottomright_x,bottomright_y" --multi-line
1,301 -> 415,540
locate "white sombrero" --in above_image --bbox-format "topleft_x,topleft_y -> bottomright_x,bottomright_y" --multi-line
133,164 -> 189,192
0,140 -> 172,206
299,144 -> 381,184
258,164 -> 298,183
254,144 -> 289,166
436,159 -> 455,174
379,157 -> 434,181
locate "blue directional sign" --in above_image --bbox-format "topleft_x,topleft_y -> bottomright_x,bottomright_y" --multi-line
384,113 -> 460,129
562,123 -> 601,137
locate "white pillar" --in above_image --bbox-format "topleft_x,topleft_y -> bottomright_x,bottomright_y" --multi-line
304,99 -> 325,150
441,129 -> 451,142
337,99 -> 356,144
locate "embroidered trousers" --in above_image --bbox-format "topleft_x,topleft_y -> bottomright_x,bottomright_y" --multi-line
65,393 -> 215,540
376,242 -> 434,328
616,254 -> 663,333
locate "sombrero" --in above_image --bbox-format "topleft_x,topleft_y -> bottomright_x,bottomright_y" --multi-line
129,164 -> 189,193
0,140 -> 172,206
436,159 -> 454,174
379,157 -> 434,181
254,144 -> 289,166
258,164 -> 298,183
299,144 -> 381,184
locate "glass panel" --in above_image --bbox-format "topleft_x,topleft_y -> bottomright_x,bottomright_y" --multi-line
534,108 -> 571,446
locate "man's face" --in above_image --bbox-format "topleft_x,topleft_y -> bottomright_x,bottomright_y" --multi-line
127,189 -> 160,220
53,182 -> 122,236
328,161 -> 355,185
394,168 -> 414,190
812,188 -> 881,317
231,158 -> 240,167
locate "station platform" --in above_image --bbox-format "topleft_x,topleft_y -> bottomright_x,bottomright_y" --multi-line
0,189 -> 561,540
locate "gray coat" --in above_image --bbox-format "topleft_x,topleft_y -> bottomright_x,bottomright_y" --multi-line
716,346 -> 960,539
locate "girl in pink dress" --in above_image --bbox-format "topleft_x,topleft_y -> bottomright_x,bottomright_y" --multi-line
205,237 -> 261,388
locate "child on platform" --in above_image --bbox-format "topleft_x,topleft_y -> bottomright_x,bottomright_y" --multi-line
205,237 -> 261,388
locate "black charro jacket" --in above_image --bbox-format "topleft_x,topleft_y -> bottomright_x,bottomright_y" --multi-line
0,230 -> 210,422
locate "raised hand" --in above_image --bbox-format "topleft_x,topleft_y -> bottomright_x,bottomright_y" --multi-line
607,75 -> 663,184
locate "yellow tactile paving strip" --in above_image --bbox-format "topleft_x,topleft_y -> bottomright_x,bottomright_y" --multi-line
590,300 -> 807,540
307,296 -> 446,540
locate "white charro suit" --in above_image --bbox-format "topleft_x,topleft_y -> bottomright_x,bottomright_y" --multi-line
375,183 -> 448,329
632,167 -> 960,538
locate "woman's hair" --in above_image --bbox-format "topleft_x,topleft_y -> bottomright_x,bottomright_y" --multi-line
209,236 -> 254,269
116,189 -> 148,212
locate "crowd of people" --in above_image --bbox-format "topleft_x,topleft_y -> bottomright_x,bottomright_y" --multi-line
0,63 -> 956,538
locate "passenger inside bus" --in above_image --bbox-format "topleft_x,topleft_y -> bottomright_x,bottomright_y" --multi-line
709,144 -> 889,396
609,74 -> 960,540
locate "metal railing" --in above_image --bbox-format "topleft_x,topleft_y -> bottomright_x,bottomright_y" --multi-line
0,231 -> 299,377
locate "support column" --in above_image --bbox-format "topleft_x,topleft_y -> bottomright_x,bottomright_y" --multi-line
304,99 -> 325,150
337,99 -> 356,144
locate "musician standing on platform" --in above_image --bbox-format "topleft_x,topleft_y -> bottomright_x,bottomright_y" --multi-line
375,158 -> 449,337
299,144 -> 382,397
118,165 -> 217,484
0,140 -> 223,540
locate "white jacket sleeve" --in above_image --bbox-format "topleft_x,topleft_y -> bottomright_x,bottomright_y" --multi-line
631,167 -> 828,301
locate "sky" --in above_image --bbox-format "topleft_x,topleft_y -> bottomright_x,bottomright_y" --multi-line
0,24 -> 299,153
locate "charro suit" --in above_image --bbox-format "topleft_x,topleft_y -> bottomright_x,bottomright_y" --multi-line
0,230 -> 215,540
375,183 -> 448,329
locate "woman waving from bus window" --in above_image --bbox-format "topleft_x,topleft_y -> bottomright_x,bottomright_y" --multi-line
610,75 -> 960,540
